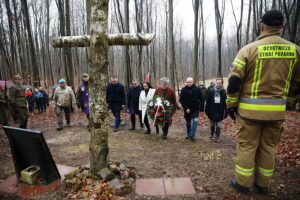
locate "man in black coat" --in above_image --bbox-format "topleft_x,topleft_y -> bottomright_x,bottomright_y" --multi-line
205,78 -> 228,143
106,76 -> 126,132
128,79 -> 143,130
180,77 -> 204,141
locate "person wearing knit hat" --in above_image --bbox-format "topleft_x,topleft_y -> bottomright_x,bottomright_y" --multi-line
228,10 -> 300,195
53,78 -> 76,131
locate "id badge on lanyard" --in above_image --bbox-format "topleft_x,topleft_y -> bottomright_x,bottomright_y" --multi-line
214,96 -> 221,103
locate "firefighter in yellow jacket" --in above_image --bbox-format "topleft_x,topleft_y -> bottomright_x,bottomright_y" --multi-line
227,10 -> 300,194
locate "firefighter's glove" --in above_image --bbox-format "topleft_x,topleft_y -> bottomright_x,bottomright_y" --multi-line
228,107 -> 237,121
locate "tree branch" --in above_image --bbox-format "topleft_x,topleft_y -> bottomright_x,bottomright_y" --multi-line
52,33 -> 156,48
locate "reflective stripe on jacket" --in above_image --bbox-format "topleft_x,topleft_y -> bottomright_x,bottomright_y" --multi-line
227,28 -> 300,121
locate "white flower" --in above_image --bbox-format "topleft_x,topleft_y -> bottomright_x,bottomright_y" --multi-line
165,101 -> 170,106
149,102 -> 153,106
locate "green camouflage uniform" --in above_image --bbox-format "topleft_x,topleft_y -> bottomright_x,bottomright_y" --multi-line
9,82 -> 28,128
53,86 -> 76,128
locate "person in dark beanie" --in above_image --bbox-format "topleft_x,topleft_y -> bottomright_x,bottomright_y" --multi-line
227,10 -> 300,195
128,79 -> 143,130
180,77 -> 204,141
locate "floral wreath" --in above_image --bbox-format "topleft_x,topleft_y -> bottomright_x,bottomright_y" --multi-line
147,95 -> 173,127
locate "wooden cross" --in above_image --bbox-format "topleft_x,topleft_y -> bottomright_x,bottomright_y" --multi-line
51,0 -> 155,174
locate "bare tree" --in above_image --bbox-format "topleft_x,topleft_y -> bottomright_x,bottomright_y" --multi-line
245,0 -> 252,44
214,0 -> 225,77
230,0 -> 244,51
192,0 -> 200,84
283,0 -> 300,43
199,0 -> 206,84
168,0 -> 176,89
123,0 -> 132,91
21,0 -> 40,87
65,0 -> 74,89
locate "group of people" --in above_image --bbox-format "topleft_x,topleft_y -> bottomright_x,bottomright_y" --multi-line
0,75 -> 50,128
0,9 -> 299,196
25,87 -> 49,115
59,10 -> 300,196
103,75 -> 228,142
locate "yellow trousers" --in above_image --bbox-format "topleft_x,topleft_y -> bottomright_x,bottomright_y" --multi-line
235,116 -> 283,188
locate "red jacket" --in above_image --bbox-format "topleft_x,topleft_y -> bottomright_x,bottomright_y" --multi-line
155,87 -> 177,115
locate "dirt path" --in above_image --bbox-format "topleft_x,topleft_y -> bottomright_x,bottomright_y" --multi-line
0,107 -> 299,199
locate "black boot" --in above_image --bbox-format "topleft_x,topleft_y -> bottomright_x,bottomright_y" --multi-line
190,136 -> 195,141
161,133 -> 167,139
230,179 -> 250,194
129,114 -> 135,130
254,183 -> 268,195
161,125 -> 169,139
156,126 -> 159,135
210,126 -> 215,138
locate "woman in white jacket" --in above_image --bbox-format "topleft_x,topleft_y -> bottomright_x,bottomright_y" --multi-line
139,82 -> 156,134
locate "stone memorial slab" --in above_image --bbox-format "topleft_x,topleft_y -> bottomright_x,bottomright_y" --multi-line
135,178 -> 165,196
164,177 -> 196,195
135,177 -> 196,196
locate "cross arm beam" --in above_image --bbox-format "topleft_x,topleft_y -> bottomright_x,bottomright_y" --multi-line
52,33 -> 155,48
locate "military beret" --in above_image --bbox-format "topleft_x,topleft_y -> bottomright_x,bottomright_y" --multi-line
261,10 -> 284,26
58,79 -> 65,83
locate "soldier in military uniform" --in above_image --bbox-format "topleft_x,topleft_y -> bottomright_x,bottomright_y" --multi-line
227,10 -> 300,194
9,75 -> 28,129
0,82 -> 9,126
53,79 -> 76,131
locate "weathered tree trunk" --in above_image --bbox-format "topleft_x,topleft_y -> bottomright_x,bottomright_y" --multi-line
134,0 -> 143,82
230,0 -> 244,51
4,0 -> 17,75
65,0 -> 74,89
164,1 -> 168,77
89,0 -> 109,174
46,0 -> 54,86
193,0 -> 200,84
214,0 -> 225,78
21,0 -> 40,87
251,0 -> 257,41
245,0 -> 252,45
123,0 -> 132,91
168,0 -> 176,89
199,0 -> 206,84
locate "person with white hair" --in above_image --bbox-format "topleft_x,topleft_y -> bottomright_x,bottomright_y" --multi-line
180,77 -> 204,141
154,77 -> 177,139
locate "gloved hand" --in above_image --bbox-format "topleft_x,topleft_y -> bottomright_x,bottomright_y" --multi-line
228,107 -> 237,121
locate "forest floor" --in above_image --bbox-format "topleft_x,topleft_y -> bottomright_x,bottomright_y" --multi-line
0,105 -> 299,200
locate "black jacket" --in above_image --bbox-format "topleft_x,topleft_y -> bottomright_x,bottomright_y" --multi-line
180,85 -> 204,113
40,90 -> 49,105
106,83 -> 126,110
128,85 -> 142,114
205,87 -> 228,122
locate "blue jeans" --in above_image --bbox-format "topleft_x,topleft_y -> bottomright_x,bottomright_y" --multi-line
112,110 -> 121,128
185,111 -> 199,137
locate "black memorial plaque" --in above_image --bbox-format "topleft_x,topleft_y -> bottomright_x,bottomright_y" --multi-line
3,126 -> 61,185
